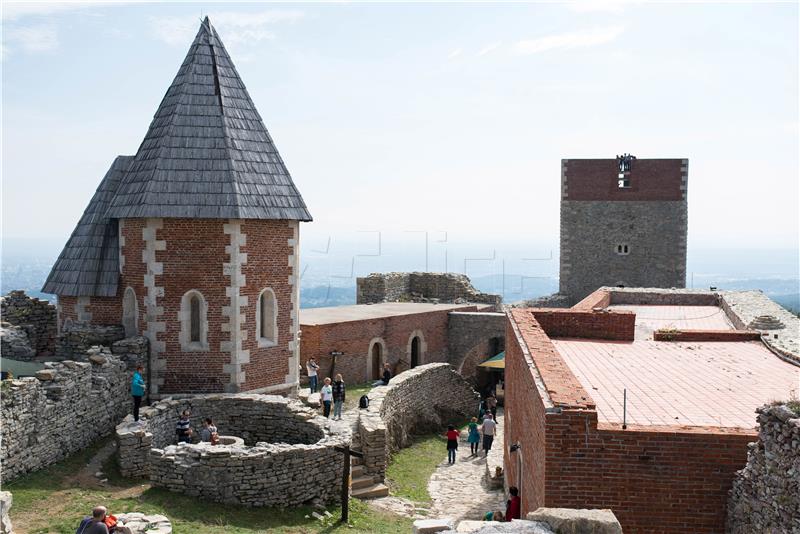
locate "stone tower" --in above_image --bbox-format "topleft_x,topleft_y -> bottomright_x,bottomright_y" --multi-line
43,18 -> 311,397
559,157 -> 688,304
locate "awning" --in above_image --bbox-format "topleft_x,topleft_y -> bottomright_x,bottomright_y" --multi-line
478,351 -> 505,369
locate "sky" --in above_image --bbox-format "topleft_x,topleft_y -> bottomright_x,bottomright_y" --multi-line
2,1 -> 799,281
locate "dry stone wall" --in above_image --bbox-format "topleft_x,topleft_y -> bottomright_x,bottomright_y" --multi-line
55,324 -> 126,359
111,336 -> 149,370
357,272 -> 500,306
358,363 -> 479,478
0,347 -> 129,482
1,290 -> 57,358
116,394 -> 347,507
728,403 -> 800,533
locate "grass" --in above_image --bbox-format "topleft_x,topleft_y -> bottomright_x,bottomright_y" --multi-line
6,438 -> 412,534
343,382 -> 373,412
385,433 -> 447,504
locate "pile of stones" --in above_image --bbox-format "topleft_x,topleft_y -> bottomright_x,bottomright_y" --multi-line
0,290 -> 57,358
0,348 -> 129,482
728,402 -> 800,533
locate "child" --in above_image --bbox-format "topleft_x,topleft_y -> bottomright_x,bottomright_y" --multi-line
320,377 -> 333,418
445,424 -> 459,465
467,416 -> 480,456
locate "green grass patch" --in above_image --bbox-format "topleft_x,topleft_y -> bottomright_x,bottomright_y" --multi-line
7,438 -> 412,534
343,382 -> 373,411
385,433 -> 446,504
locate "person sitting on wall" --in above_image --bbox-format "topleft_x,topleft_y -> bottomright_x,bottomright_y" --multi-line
175,409 -> 193,443
130,364 -> 146,422
199,417 -> 218,444
505,486 -> 521,521
76,505 -> 114,534
306,357 -> 320,393
372,362 -> 392,387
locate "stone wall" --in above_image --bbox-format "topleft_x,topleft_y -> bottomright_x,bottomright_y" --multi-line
117,394 -> 347,507
116,394 -> 330,477
447,312 -> 506,379
358,363 -> 479,478
728,403 -> 800,533
0,323 -> 35,361
0,492 -> 11,534
55,324 -> 126,359
1,290 -> 57,358
357,272 -> 500,306
111,336 -> 149,370
0,347 -> 129,482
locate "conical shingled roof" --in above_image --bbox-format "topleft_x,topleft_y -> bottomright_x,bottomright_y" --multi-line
106,17 -> 312,220
42,156 -> 134,297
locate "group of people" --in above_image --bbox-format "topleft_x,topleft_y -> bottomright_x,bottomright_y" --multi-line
445,412 -> 497,464
175,409 -> 219,444
306,357 -> 392,420
484,486 -> 521,522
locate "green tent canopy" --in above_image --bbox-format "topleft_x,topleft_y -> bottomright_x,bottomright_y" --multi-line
478,351 -> 505,369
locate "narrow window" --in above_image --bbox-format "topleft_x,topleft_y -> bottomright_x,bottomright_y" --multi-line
616,244 -> 630,256
257,288 -> 277,346
618,172 -> 631,188
190,296 -> 201,342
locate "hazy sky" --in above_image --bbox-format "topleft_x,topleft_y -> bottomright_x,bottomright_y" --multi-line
3,1 -> 798,269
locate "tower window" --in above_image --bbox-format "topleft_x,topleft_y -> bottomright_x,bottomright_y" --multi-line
616,244 -> 630,255
256,288 -> 278,347
180,290 -> 209,351
618,173 -> 631,188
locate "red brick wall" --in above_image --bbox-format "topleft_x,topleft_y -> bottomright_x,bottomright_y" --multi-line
505,309 -> 754,534
299,306 -> 476,385
572,289 -> 611,310
57,295 -> 123,328
563,159 -> 685,201
545,411 -> 753,534
530,308 -> 635,341
653,329 -> 762,342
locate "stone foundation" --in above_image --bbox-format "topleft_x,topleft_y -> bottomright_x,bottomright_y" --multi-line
357,272 -> 500,307
358,363 -> 479,478
0,348 -> 129,482
728,403 -> 800,533
116,394 -> 348,506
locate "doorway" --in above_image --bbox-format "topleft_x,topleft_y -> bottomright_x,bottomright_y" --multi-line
371,343 -> 382,380
411,336 -> 420,368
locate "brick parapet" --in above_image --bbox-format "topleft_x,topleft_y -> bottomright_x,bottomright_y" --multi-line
653,329 -> 762,342
529,308 -> 635,341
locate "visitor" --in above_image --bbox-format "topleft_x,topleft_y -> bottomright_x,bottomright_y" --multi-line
372,362 -> 392,387
486,394 -> 498,418
200,417 -> 218,444
332,373 -> 346,420
320,377 -> 333,418
483,510 -> 504,522
445,424 -> 459,465
76,505 -> 113,534
176,409 -> 193,443
467,416 -> 480,456
130,364 -> 146,422
505,486 -> 521,521
306,357 -> 320,393
480,414 -> 496,456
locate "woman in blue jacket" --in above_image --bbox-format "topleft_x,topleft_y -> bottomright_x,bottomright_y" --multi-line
131,364 -> 146,421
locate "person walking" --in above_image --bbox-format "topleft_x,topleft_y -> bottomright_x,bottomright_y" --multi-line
306,357 -> 320,393
332,373 -> 346,420
445,424 -> 459,465
467,416 -> 481,456
130,364 -> 146,422
480,413 -> 497,456
486,395 -> 498,418
320,377 -> 333,418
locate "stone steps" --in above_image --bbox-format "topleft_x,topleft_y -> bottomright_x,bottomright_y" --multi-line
350,474 -> 377,490
351,482 -> 389,499
351,464 -> 366,477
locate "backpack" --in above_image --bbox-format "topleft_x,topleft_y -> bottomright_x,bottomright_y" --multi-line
76,518 -> 92,534
359,395 -> 369,409
104,514 -> 118,531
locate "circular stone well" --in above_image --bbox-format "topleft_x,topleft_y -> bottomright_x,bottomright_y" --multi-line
116,394 -> 349,507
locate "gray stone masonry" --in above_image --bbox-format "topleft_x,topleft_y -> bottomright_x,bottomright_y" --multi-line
447,312 -> 506,377
0,324 -> 34,361
116,394 -> 343,478
0,347 -> 129,482
0,492 -> 11,534
111,336 -> 150,370
1,290 -> 57,357
116,394 -> 348,507
359,363 -> 480,479
728,403 -> 800,533
55,324 -> 126,359
358,272 -> 500,307
116,513 -> 171,534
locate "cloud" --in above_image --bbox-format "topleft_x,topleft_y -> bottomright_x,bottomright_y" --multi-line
447,48 -> 462,59
478,42 -> 501,57
2,2 -> 91,21
513,26 -> 624,55
149,10 -> 304,48
567,1 -> 626,13
4,24 -> 58,55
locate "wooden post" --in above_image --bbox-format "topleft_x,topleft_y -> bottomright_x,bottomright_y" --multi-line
335,445 -> 363,523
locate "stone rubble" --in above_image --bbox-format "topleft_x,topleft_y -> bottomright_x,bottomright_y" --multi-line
55,324 -> 126,359
727,403 -> 800,533
0,290 -> 57,357
116,512 -> 172,534
0,323 -> 34,361
0,491 -> 12,534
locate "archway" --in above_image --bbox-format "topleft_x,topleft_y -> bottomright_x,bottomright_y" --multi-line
366,338 -> 387,382
371,343 -> 382,380
411,337 -> 420,368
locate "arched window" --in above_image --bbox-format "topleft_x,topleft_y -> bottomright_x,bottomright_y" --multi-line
407,330 -> 426,368
122,287 -> 138,337
256,288 -> 277,347
180,290 -> 208,351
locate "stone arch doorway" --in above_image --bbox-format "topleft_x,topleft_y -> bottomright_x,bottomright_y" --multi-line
410,337 -> 421,368
366,338 -> 387,382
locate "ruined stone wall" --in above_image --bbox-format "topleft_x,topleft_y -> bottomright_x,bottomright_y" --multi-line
0,348 -> 129,482
116,394 -> 326,477
728,403 -> 800,533
358,363 -> 479,478
55,324 -> 126,359
357,272 -> 500,306
110,336 -> 149,370
1,290 -> 57,358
